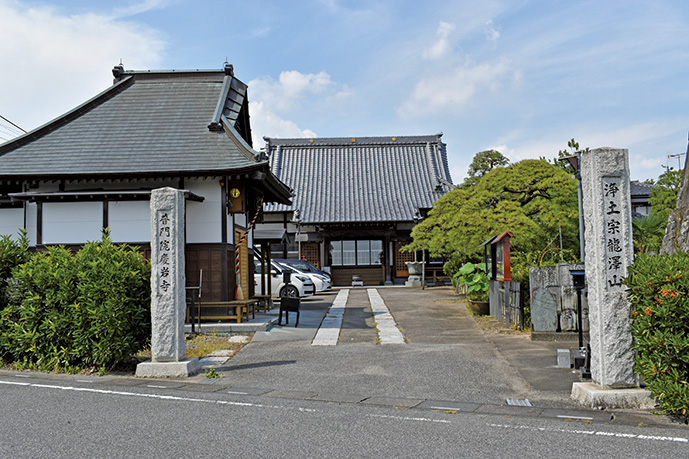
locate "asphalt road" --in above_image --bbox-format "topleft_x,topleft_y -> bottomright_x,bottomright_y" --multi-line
1,375 -> 687,458
1,286 -> 687,457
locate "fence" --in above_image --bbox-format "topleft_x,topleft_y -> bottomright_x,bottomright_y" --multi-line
489,280 -> 524,329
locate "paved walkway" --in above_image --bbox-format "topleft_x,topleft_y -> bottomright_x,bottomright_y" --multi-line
228,287 -> 581,408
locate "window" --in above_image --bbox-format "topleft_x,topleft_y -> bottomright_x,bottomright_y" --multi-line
330,239 -> 383,266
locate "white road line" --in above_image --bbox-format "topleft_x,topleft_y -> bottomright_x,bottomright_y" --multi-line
487,422 -> 689,444
1,379 -> 263,408
367,288 -> 405,344
312,289 -> 349,346
556,415 -> 594,420
368,413 -> 451,424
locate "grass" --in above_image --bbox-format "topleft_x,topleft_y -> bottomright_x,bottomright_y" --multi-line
135,332 -> 253,360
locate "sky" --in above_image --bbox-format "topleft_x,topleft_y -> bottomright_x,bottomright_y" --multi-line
1,0 -> 688,183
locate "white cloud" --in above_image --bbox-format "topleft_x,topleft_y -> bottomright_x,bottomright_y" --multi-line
112,0 -> 172,18
398,60 -> 511,117
0,0 -> 166,131
423,21 -> 456,60
249,70 -> 341,113
484,19 -> 500,43
249,101 -> 316,147
248,69 -> 351,145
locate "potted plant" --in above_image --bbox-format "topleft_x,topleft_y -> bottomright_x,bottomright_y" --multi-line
456,262 -> 490,315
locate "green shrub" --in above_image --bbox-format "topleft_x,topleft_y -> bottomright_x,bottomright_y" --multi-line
73,235 -> 151,367
0,230 -> 30,307
455,262 -> 489,302
0,232 -> 151,371
623,252 -> 689,417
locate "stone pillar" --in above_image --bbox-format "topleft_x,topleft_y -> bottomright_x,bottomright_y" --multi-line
579,148 -> 636,387
136,187 -> 200,378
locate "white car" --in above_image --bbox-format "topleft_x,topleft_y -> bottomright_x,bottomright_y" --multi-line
254,258 -> 315,298
275,261 -> 331,292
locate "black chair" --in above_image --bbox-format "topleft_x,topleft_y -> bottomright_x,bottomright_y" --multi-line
279,296 -> 301,327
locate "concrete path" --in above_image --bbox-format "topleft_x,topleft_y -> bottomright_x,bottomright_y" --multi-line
219,287 -> 582,409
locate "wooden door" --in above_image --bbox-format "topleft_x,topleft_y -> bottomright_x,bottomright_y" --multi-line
395,240 -> 414,277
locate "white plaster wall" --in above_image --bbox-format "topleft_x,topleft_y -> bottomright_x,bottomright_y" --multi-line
0,208 -> 24,238
186,179 -> 222,243
109,201 -> 151,243
43,202 -> 102,244
26,203 -> 37,246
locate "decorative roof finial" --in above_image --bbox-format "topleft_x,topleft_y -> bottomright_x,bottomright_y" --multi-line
224,61 -> 234,76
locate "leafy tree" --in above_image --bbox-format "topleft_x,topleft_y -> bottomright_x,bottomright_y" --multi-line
461,149 -> 510,188
407,159 -> 579,266
649,169 -> 683,220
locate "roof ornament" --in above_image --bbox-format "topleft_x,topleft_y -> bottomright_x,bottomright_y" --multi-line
224,62 -> 234,76
112,61 -> 125,79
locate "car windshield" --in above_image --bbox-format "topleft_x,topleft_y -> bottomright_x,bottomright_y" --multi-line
285,262 -> 313,272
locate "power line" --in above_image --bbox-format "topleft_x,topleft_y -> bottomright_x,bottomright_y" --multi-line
0,115 -> 26,134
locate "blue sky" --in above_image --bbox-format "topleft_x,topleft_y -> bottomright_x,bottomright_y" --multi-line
1,0 -> 688,183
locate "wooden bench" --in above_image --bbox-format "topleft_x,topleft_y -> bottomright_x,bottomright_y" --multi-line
254,294 -> 274,314
191,300 -> 258,324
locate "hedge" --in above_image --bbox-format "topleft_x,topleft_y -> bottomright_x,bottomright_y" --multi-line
0,232 -> 151,372
624,252 -> 689,417
0,231 -> 30,306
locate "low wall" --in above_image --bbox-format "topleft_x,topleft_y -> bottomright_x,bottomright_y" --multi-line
529,263 -> 588,337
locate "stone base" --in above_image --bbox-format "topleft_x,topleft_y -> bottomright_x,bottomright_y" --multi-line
557,349 -> 571,368
571,382 -> 655,410
405,275 -> 422,287
531,331 -> 589,342
135,358 -> 201,378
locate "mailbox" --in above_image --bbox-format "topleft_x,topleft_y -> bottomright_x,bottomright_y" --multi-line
570,270 -> 586,290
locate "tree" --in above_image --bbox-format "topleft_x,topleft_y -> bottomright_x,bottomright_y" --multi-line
461,149 -> 509,188
407,159 -> 579,265
649,169 -> 683,220
547,138 -> 590,173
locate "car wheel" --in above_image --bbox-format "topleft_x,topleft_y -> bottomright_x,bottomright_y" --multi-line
280,285 -> 299,298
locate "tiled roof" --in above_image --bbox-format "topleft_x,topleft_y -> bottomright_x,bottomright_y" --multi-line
0,65 -> 274,182
630,180 -> 653,197
263,134 -> 453,223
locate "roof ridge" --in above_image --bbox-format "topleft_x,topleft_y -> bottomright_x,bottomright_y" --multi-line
265,134 -> 443,147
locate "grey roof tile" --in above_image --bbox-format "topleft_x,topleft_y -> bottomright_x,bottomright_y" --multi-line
0,70 -> 259,179
264,135 -> 453,223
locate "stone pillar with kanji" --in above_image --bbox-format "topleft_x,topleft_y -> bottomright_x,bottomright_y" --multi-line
579,148 -> 637,388
136,187 -> 200,377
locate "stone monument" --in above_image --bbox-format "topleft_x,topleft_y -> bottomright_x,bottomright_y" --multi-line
136,187 -> 200,378
571,148 -> 653,408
